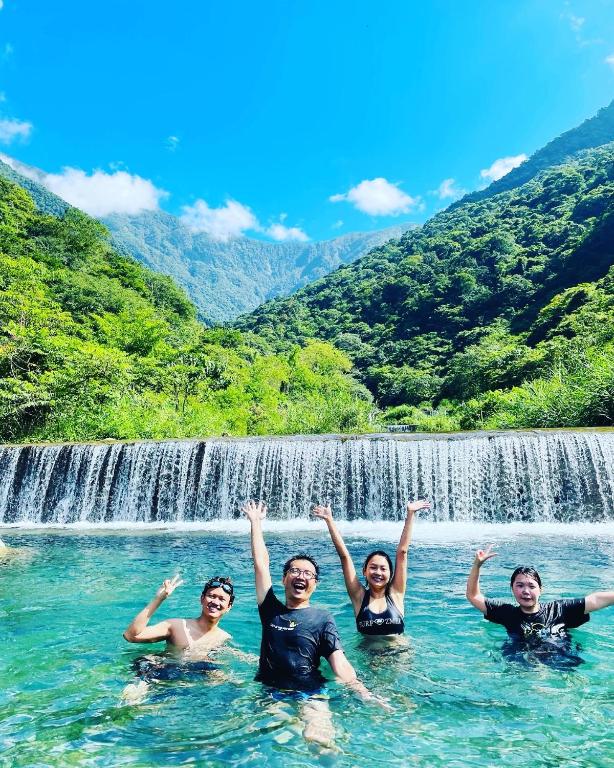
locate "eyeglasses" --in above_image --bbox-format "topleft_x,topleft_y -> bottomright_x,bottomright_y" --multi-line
204,580 -> 233,596
286,567 -> 317,581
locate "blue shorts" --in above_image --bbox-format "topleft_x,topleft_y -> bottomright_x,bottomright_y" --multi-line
266,685 -> 328,702
133,656 -> 221,682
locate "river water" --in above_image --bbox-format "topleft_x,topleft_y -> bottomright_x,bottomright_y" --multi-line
1,521 -> 613,767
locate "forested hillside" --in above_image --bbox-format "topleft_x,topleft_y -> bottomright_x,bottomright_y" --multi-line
454,99 -> 614,207
104,211 -> 408,323
0,176 -> 374,443
236,143 -> 614,430
0,155 -> 408,325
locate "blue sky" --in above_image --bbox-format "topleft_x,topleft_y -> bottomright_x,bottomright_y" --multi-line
0,0 -> 613,242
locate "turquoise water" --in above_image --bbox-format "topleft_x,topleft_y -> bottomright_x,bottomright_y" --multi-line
1,524 -> 614,768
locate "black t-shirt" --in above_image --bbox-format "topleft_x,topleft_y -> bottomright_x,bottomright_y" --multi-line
256,587 -> 342,690
484,598 -> 589,641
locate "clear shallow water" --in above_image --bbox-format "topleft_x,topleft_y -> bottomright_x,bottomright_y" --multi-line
1,524 -> 614,768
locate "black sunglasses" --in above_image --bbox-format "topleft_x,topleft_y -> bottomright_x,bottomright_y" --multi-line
203,579 -> 233,596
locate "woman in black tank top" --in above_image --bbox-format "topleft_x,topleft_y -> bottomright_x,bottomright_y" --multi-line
312,500 -> 430,636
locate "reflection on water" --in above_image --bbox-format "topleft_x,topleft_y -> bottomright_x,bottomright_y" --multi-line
1,527 -> 613,767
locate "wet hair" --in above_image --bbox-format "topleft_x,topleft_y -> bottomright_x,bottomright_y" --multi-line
510,566 -> 542,589
283,553 -> 320,581
202,575 -> 235,605
363,550 -> 394,590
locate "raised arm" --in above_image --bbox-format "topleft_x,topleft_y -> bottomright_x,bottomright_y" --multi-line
242,500 -> 272,605
584,590 -> 614,613
123,574 -> 183,643
390,499 -> 430,597
312,505 -> 363,611
466,546 -> 497,614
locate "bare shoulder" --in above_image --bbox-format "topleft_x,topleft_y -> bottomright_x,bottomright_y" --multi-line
216,628 -> 232,644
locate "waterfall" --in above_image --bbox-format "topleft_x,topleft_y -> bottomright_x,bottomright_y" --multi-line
0,431 -> 613,524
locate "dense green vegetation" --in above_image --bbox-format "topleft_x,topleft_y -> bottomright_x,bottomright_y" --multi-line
236,143 -> 614,430
105,211 -> 408,324
0,176 -> 374,443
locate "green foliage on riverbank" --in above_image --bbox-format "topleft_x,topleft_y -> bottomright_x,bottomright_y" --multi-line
236,143 -> 614,430
0,177 -> 373,443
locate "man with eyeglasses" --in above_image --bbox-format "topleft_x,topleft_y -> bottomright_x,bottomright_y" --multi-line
123,575 -> 234,654
242,500 -> 387,746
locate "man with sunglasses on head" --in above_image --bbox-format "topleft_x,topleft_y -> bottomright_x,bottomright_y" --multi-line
123,575 -> 235,655
242,500 -> 388,747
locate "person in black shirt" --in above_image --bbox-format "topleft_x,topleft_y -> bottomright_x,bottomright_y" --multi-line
466,545 -> 614,663
242,500 -> 388,747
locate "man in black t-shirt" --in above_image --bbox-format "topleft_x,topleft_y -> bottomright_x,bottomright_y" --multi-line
484,597 -> 589,640
466,545 -> 614,653
242,500 -> 386,746
257,585 -> 343,690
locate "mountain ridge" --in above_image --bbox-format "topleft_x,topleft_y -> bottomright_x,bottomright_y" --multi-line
0,154 -> 410,324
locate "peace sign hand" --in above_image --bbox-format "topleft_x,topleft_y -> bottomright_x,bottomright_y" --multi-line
156,574 -> 184,600
474,544 -> 498,566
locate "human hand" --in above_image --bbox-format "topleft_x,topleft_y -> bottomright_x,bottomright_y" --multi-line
474,544 -> 498,566
312,505 -> 333,522
369,693 -> 394,712
241,500 -> 267,522
156,574 -> 183,600
406,499 -> 430,515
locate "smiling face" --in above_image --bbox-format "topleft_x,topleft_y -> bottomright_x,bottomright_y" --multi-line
511,575 -> 542,613
200,587 -> 233,622
363,554 -> 392,591
282,558 -> 318,604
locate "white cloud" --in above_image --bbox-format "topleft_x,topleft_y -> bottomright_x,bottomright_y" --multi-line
166,135 -> 180,152
606,53 -> 614,66
0,155 -> 166,216
0,118 -> 32,144
0,2 -> 4,10
330,177 -> 419,216
45,168 -> 167,216
181,198 -> 258,241
434,178 -> 466,200
266,222 -> 309,242
332,219 -> 344,229
480,154 -> 527,183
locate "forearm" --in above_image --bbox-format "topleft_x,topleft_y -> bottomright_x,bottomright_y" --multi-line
249,518 -> 269,570
585,590 -> 614,612
124,596 -> 164,640
397,512 -> 415,555
466,561 -> 485,603
325,519 -> 351,561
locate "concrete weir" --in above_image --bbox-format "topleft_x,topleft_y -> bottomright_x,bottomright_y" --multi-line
0,430 -> 613,524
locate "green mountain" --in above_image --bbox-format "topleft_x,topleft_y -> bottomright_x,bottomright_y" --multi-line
0,154 -> 409,324
0,155 -> 69,217
0,175 -> 373,443
235,124 -> 614,430
104,210 -> 409,324
453,99 -> 614,207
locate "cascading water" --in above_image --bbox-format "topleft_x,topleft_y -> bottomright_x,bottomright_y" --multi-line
0,431 -> 613,525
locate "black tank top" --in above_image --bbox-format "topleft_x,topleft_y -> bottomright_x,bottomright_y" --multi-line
355,590 -> 405,636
